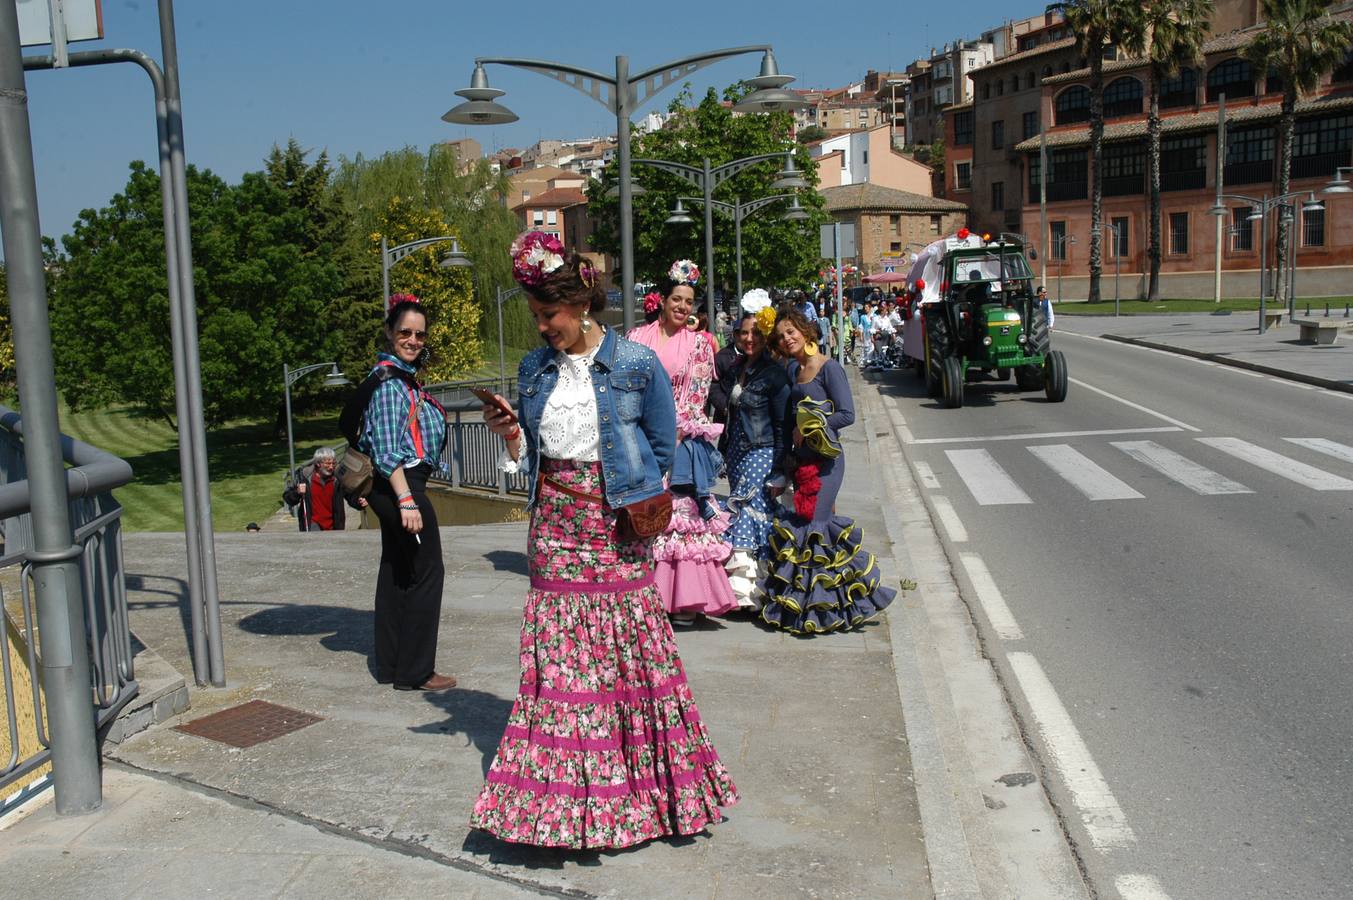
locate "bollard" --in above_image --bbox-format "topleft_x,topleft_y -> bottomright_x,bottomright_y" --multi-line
1325,303 -> 1330,317
1304,305 -> 1311,317
1345,304 -> 1350,318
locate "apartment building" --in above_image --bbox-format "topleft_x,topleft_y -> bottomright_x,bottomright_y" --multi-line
811,125 -> 933,195
1004,5 -> 1353,298
906,40 -> 996,147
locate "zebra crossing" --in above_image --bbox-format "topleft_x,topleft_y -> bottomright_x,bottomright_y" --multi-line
932,437 -> 1353,506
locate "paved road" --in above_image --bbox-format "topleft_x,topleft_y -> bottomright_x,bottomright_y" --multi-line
871,332 -> 1353,900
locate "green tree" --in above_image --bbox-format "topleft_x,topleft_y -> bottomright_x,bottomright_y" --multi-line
586,85 -> 827,298
1060,0 -> 1145,302
1142,0 -> 1214,301
796,125 -> 827,144
1244,0 -> 1353,304
0,265 -> 13,394
52,159 -> 343,424
331,144 -> 530,356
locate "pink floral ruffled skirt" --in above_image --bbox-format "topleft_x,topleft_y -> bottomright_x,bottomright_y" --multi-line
653,495 -> 738,617
469,459 -> 739,849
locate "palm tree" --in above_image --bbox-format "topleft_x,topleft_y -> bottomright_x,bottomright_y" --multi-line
1059,1 -> 1145,303
1243,0 -> 1353,304
1143,0 -> 1214,302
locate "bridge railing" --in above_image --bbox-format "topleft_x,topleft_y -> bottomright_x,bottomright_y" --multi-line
0,406 -> 137,802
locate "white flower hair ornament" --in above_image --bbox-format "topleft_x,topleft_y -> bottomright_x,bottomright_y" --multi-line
740,288 -> 771,315
668,259 -> 700,285
510,231 -> 567,286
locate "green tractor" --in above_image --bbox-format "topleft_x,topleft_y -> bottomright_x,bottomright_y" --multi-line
916,234 -> 1067,409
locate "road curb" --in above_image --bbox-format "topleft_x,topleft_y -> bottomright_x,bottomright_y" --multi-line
1102,333 -> 1353,394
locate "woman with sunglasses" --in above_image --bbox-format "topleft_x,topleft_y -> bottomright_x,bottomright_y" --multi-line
358,294 -> 455,692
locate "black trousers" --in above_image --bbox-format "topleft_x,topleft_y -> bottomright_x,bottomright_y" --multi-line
367,467 -> 444,687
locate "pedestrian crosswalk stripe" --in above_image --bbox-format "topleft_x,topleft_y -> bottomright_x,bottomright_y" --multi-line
1284,438 -> 1353,466
945,449 -> 1033,505
1028,444 -> 1145,501
1196,437 -> 1353,491
1111,441 -> 1253,495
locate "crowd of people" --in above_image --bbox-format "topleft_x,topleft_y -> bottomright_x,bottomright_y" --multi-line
335,230 -> 905,853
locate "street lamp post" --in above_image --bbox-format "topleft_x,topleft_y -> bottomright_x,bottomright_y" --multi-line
380,235 -> 471,310
670,192 -> 809,300
1209,190 -> 1324,333
495,285 -> 524,394
635,151 -> 806,322
443,49 -> 811,333
283,362 -> 348,489
1102,222 -> 1122,316
1054,233 -> 1077,303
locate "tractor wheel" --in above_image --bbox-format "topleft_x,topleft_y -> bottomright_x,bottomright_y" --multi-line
1027,306 -> 1051,356
1044,350 -> 1069,402
925,314 -> 952,398
1015,365 -> 1042,391
996,367 -> 1011,381
941,356 -> 964,409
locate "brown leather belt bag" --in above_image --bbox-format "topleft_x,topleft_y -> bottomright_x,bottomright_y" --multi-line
538,471 -> 672,542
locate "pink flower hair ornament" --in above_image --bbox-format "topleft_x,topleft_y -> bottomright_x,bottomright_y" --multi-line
388,292 -> 421,305
668,258 -> 700,286
642,291 -> 663,314
510,231 -> 567,286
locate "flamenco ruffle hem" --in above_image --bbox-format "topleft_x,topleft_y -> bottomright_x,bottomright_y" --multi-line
759,514 -> 897,635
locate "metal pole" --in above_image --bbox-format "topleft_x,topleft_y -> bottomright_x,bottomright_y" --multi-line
496,287 -> 507,395
283,364 -> 296,488
0,2 -> 101,813
1288,205 -> 1298,321
1057,237 -> 1064,303
1039,129 -> 1048,288
734,199 -> 743,301
21,48 -> 212,686
834,223 -> 845,365
1114,223 -> 1121,316
381,235 -> 390,312
703,157 -> 716,324
615,55 -> 636,333
1215,93 -> 1225,304
160,0 -> 224,686
1258,195 -> 1267,334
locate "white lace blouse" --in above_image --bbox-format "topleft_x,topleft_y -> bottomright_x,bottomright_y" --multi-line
501,343 -> 601,472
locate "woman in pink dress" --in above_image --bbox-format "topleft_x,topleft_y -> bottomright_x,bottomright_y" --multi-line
628,260 -> 738,624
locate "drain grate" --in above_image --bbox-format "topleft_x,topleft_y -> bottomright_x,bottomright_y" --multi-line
175,699 -> 323,748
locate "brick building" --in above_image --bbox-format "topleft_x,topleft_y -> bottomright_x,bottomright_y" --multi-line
820,183 -> 968,275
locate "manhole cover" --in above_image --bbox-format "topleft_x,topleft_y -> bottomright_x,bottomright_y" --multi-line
175,700 -> 323,748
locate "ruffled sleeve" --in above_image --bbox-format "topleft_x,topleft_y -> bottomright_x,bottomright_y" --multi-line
675,334 -> 723,442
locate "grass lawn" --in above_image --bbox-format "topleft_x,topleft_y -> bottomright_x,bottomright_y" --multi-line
59,401 -> 347,533
1057,296 -> 1353,315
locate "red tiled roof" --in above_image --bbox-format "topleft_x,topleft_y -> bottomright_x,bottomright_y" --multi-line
512,187 -> 587,210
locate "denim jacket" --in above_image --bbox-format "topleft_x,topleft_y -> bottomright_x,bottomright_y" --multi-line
732,354 -> 791,460
515,328 -> 676,511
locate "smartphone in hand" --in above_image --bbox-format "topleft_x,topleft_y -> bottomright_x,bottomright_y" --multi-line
470,387 -> 517,424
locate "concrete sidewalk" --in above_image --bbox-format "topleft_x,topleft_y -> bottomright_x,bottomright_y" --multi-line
1056,310 -> 1353,390
1,412 -> 932,898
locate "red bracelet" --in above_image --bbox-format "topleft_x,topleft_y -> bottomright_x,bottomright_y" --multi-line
505,427 -> 521,442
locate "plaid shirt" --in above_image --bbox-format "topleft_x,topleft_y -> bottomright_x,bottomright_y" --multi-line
358,354 -> 447,477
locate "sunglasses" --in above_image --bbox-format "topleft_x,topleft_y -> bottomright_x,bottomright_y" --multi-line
396,328 -> 428,342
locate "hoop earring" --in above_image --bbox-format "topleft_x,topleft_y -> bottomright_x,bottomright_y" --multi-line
804,341 -> 819,358
580,314 -> 594,334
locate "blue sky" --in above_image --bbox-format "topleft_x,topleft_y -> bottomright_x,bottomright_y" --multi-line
20,0 -> 1029,243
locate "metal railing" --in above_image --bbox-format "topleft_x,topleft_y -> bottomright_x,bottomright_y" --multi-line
431,402 -> 529,497
0,406 -> 137,799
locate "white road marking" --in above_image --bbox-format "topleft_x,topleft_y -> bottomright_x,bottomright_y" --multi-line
884,398 -> 916,444
931,495 -> 968,543
1285,438 -> 1353,466
1112,441 -> 1253,495
1008,651 -> 1136,851
1231,368 -> 1265,378
911,426 -> 1180,445
1270,378 -> 1315,390
1197,437 -> 1353,491
959,554 -> 1021,639
946,449 -> 1033,505
1116,873 -> 1172,900
1068,378 -> 1201,432
913,460 -> 941,489
1028,444 -> 1145,501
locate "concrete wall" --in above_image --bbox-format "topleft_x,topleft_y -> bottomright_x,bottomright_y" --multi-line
1037,266 -> 1353,301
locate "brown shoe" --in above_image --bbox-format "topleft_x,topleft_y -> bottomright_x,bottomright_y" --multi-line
394,672 -> 457,692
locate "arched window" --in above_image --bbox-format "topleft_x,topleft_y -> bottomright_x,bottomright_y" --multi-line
1042,64 -> 1054,79
1160,68 -> 1197,109
1103,76 -> 1143,118
1055,85 -> 1091,125
1207,57 -> 1254,101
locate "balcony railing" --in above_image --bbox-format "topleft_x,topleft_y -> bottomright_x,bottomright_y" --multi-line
1290,151 -> 1345,180
430,402 -> 529,497
1045,181 -> 1088,202
0,406 -> 136,801
1224,159 -> 1273,185
1104,100 -> 1142,119
1103,174 -> 1144,196
1161,169 -> 1207,192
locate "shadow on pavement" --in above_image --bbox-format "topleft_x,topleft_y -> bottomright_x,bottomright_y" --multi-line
237,603 -> 379,678
483,549 -> 529,576
410,687 -> 513,777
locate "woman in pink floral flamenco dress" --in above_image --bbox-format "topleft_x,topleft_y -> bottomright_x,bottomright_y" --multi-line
627,261 -> 739,625
470,232 -> 738,849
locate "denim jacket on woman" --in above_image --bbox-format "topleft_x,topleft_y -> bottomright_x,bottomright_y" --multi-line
515,327 -> 676,511
732,354 -> 791,462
